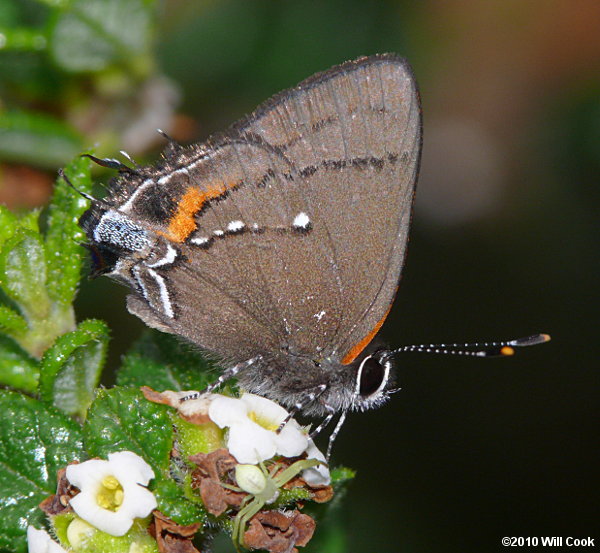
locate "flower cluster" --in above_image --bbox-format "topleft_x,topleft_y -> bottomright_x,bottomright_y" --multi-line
208,392 -> 331,486
147,389 -> 333,551
30,391 -> 332,553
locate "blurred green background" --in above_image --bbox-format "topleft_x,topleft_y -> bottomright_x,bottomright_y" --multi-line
1,1 -> 598,551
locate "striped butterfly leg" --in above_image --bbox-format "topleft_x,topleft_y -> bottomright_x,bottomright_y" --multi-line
179,355 -> 263,402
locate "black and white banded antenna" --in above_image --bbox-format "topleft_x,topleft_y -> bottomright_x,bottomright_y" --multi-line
57,168 -> 99,204
388,333 -> 551,359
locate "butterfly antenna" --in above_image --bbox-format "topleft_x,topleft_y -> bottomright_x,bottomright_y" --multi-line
58,168 -> 97,203
390,333 -> 551,358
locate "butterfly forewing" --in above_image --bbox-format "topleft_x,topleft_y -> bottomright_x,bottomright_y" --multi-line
228,54 -> 421,362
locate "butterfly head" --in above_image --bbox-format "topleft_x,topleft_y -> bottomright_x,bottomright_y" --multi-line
299,343 -> 397,415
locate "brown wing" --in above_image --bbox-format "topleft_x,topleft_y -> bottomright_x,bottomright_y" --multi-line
125,54 -> 421,365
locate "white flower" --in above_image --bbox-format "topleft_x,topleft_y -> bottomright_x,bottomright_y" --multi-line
301,438 -> 331,486
65,451 -> 157,537
27,527 -> 68,553
208,393 -> 309,464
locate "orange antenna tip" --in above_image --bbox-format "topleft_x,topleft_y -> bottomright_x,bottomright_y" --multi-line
511,334 -> 551,347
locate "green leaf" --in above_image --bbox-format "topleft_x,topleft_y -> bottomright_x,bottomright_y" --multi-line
117,331 -> 216,391
83,387 -> 173,477
0,205 -> 19,248
152,478 -> 207,528
49,0 -> 153,73
0,110 -> 82,168
0,50 -> 61,102
28,0 -> 69,9
0,391 -> 84,552
44,154 -> 92,305
173,416 -> 224,460
0,228 -> 51,320
0,304 -> 27,334
326,466 -> 355,511
330,466 -> 356,485
17,209 -> 41,233
0,27 -> 47,52
0,334 -> 39,392
0,1 -> 20,25
0,206 -> 40,250
39,319 -> 108,418
0,215 -> 77,358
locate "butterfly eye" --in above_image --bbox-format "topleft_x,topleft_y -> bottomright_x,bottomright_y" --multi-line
84,244 -> 120,277
357,355 -> 389,398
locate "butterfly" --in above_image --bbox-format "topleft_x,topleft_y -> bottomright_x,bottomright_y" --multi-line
76,54 -> 548,454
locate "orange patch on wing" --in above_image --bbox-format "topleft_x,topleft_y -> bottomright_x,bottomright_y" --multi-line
163,183 -> 232,243
342,305 -> 392,365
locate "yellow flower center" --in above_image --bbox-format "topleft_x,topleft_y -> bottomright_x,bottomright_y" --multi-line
248,410 -> 279,432
96,475 -> 124,511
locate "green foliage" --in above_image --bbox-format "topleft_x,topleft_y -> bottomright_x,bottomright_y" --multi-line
44,153 -> 94,305
152,479 -> 208,528
331,466 -> 357,485
0,155 -> 91,360
0,391 -> 84,552
0,333 -> 38,392
49,0 -> 154,74
0,227 -> 50,317
0,0 -> 158,168
83,387 -> 173,476
74,384 -> 214,532
39,319 -> 108,418
83,387 -> 212,529
117,330 -> 217,391
0,110 -> 82,168
0,2 -> 359,545
0,304 -> 27,334
0,147 -> 229,549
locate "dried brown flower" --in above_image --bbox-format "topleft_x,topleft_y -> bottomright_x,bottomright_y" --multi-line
39,467 -> 79,516
189,449 -> 245,515
243,509 -> 316,553
278,459 -> 334,503
150,511 -> 201,553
